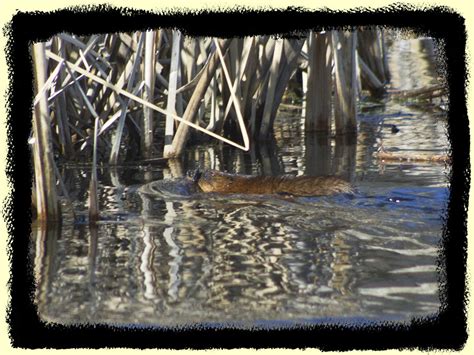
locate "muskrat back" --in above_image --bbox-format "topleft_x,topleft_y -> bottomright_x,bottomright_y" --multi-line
196,170 -> 352,196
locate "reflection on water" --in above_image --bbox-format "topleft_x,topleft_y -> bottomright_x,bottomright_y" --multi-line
32,36 -> 449,327
33,185 -> 446,326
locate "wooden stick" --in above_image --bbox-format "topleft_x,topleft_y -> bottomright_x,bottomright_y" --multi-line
376,151 -> 450,163
389,85 -> 447,99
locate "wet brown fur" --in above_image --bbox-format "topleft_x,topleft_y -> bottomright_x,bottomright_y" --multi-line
196,170 -> 353,196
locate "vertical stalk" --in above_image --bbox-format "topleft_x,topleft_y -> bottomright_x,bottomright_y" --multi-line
142,30 -> 156,158
305,31 -> 332,133
54,37 -> 74,158
380,28 -> 391,82
163,30 -> 182,157
332,30 -> 357,135
301,39 -> 308,118
259,38 -> 284,139
32,42 -> 60,223
238,37 -> 256,119
269,39 -> 304,130
109,32 -> 145,164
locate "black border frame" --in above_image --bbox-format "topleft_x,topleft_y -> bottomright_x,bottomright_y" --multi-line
3,5 -> 469,350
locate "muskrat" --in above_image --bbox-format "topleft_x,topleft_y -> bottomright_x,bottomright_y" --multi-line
193,169 -> 353,197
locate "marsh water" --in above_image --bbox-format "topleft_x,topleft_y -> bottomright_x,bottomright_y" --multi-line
32,36 -> 449,327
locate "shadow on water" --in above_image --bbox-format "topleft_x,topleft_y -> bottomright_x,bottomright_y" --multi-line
31,35 -> 449,328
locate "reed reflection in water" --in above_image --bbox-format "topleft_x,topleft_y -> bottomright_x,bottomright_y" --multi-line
32,163 -> 445,326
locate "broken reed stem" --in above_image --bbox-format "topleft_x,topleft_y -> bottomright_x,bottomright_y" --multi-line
164,39 -> 247,157
40,29 -> 398,165
165,39 -> 230,157
357,53 -> 384,94
46,49 -> 249,153
214,38 -> 250,149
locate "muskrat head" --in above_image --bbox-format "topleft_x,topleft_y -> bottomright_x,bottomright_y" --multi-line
187,168 -> 202,183
196,170 -> 229,193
